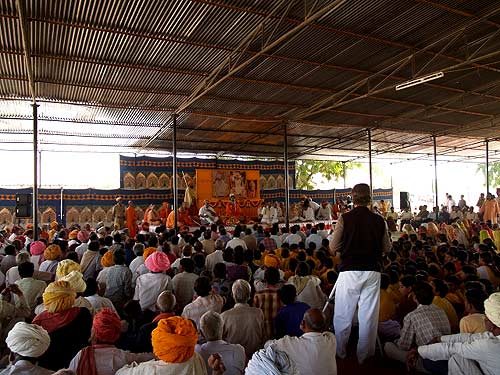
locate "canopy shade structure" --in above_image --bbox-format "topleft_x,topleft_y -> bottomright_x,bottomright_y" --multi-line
1,0 -> 500,162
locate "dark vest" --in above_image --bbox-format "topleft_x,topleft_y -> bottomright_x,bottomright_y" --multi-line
339,206 -> 386,272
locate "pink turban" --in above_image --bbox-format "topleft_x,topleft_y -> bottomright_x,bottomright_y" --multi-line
77,231 -> 89,243
145,251 -> 171,272
30,241 -> 46,256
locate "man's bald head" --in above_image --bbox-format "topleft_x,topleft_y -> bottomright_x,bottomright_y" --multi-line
302,308 -> 326,332
156,291 -> 176,313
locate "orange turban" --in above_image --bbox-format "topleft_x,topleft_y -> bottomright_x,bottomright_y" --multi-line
101,251 -> 114,268
151,316 -> 197,363
68,230 -> 79,240
44,244 -> 62,261
264,254 -> 280,268
42,280 -> 76,313
143,247 -> 157,260
93,308 -> 122,343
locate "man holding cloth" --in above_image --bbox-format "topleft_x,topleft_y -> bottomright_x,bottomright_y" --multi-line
330,183 -> 391,364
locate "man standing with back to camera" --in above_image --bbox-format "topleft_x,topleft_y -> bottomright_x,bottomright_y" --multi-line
330,183 -> 391,364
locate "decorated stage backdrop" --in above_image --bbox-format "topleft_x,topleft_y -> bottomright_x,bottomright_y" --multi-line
119,155 -> 295,191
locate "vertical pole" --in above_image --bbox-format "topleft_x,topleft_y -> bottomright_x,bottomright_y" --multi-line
283,122 -> 290,231
60,187 -> 64,225
433,135 -> 439,209
342,161 -> 346,188
32,104 -> 38,240
172,114 -> 178,233
368,128 -> 373,195
486,139 -> 490,195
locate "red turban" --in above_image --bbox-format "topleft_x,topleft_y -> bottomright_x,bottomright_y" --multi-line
93,308 -> 122,343
145,251 -> 171,272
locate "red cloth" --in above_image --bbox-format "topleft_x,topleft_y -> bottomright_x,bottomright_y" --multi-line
76,344 -> 112,375
225,202 -> 241,218
153,312 -> 175,323
33,307 -> 81,333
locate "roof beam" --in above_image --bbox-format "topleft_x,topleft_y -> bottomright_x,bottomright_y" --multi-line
14,0 -> 35,103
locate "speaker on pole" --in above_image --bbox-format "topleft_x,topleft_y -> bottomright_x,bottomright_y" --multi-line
15,193 -> 32,218
400,192 -> 410,210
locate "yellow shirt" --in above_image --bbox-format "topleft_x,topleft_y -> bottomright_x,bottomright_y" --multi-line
433,296 -> 459,332
388,283 -> 402,304
459,313 -> 487,334
379,289 -> 396,322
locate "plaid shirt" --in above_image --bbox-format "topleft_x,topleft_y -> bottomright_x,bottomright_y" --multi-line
260,237 -> 277,251
397,304 -> 451,351
253,287 -> 282,340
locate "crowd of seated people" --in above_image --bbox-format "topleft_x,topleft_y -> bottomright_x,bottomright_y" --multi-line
0,189 -> 499,374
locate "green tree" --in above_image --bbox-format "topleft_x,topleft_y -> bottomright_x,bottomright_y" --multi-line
477,162 -> 500,190
295,160 -> 359,190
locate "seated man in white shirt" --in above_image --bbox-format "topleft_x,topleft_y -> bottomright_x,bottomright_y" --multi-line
3,322 -> 52,375
260,202 -> 278,225
196,311 -> 246,375
264,308 -> 337,375
199,200 -> 219,225
415,292 -> 500,375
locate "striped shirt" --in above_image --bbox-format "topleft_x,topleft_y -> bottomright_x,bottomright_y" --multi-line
253,287 -> 282,340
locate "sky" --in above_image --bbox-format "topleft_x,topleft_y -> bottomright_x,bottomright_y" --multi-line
1,149 -> 490,212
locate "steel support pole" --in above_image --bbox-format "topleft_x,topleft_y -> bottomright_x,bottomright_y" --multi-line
172,114 -> 178,233
283,122 -> 290,231
32,104 -> 38,240
486,139 -> 490,195
368,129 -> 373,195
60,187 -> 64,225
433,135 -> 439,208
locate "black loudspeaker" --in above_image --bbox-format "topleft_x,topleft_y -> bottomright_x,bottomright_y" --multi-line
15,193 -> 32,218
400,192 -> 410,210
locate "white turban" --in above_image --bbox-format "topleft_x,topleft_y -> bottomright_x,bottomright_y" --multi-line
6,322 -> 50,358
484,292 -> 500,328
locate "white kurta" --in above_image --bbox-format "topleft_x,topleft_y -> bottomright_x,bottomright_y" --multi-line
418,332 -> 500,375
115,354 -> 207,375
265,332 -> 337,375
69,346 -> 154,375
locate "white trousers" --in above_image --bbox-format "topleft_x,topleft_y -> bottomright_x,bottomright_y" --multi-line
334,270 -> 380,363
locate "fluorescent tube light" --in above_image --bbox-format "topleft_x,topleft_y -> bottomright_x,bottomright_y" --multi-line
395,72 -> 444,91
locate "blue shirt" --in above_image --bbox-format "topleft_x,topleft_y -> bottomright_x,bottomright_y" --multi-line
275,301 -> 310,338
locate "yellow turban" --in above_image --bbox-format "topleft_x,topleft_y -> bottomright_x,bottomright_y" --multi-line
60,271 -> 86,293
68,230 -> 79,240
56,259 -> 81,280
151,316 -> 197,363
44,244 -> 62,261
143,247 -> 157,260
43,281 -> 76,313
50,221 -> 58,229
480,229 -> 492,244
101,251 -> 114,268
264,254 -> 280,269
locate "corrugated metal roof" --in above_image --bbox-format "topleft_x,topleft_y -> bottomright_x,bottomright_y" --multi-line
0,0 -> 500,162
